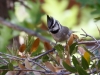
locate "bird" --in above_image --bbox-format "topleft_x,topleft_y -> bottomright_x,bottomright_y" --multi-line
47,15 -> 74,43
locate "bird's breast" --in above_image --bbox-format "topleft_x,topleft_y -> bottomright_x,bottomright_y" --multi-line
51,31 -> 69,42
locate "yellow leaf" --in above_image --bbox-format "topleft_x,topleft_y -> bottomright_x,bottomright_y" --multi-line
43,42 -> 53,53
30,38 -> 40,53
19,44 -> 26,53
83,51 -> 90,64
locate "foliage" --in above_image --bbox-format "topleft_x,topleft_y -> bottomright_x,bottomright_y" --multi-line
0,0 -> 100,75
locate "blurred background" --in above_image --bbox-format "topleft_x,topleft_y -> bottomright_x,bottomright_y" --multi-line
0,0 -> 100,52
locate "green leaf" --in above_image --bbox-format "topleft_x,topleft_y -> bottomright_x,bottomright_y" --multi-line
70,43 -> 77,55
72,55 -> 80,68
1,71 -> 8,75
77,65 -> 89,75
91,63 -> 96,69
0,65 -> 8,75
97,60 -> 100,69
82,56 -> 89,70
42,55 -> 49,62
63,61 -> 77,73
54,44 -> 64,58
8,63 -> 14,70
0,65 -> 8,69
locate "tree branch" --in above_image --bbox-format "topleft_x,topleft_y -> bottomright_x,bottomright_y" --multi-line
0,17 -> 100,46
0,17 -> 55,45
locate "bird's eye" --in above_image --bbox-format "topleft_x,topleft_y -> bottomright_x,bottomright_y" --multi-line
52,25 -> 55,28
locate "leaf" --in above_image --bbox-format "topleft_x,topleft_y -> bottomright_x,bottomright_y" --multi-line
43,42 -> 52,53
54,44 -> 64,58
19,44 -> 26,52
67,34 -> 74,46
45,61 -> 56,72
65,54 -> 71,66
72,55 -> 80,68
42,55 -> 49,62
81,56 -> 89,70
19,63 -> 26,69
56,54 -> 61,64
78,46 -> 85,55
96,24 -> 100,36
0,65 -> 8,69
63,61 -> 77,73
83,51 -> 90,64
25,59 -> 32,69
97,60 -> 100,69
66,34 -> 78,51
77,65 -> 89,75
8,63 -> 14,71
30,38 -> 40,53
69,43 -> 77,55
83,46 -> 94,56
5,71 -> 15,75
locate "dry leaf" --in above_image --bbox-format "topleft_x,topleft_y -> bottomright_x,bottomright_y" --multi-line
30,38 -> 40,53
45,61 -> 56,72
73,34 -> 79,40
67,34 -> 74,46
40,23 -> 48,30
78,46 -> 85,55
66,34 -> 74,51
6,71 -> 15,75
25,59 -> 32,69
65,54 -> 71,66
19,44 -> 26,53
19,63 -> 26,69
44,42 -> 53,53
56,54 -> 61,64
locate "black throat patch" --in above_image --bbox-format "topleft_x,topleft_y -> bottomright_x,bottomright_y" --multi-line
50,29 -> 59,34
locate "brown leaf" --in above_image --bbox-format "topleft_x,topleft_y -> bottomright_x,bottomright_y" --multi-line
73,34 -> 79,40
66,34 -> 78,51
45,61 -> 56,72
67,34 -> 74,46
43,42 -> 53,53
30,38 -> 40,53
65,54 -> 71,66
56,54 -> 61,64
19,44 -> 26,53
18,63 -> 26,69
40,22 -> 48,30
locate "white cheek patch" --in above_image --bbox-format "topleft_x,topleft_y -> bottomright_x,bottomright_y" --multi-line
53,26 -> 59,31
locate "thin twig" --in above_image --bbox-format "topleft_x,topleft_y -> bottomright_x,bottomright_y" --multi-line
32,48 -> 55,60
80,28 -> 100,52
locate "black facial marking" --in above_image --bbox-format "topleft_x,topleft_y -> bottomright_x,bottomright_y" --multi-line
50,29 -> 59,34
